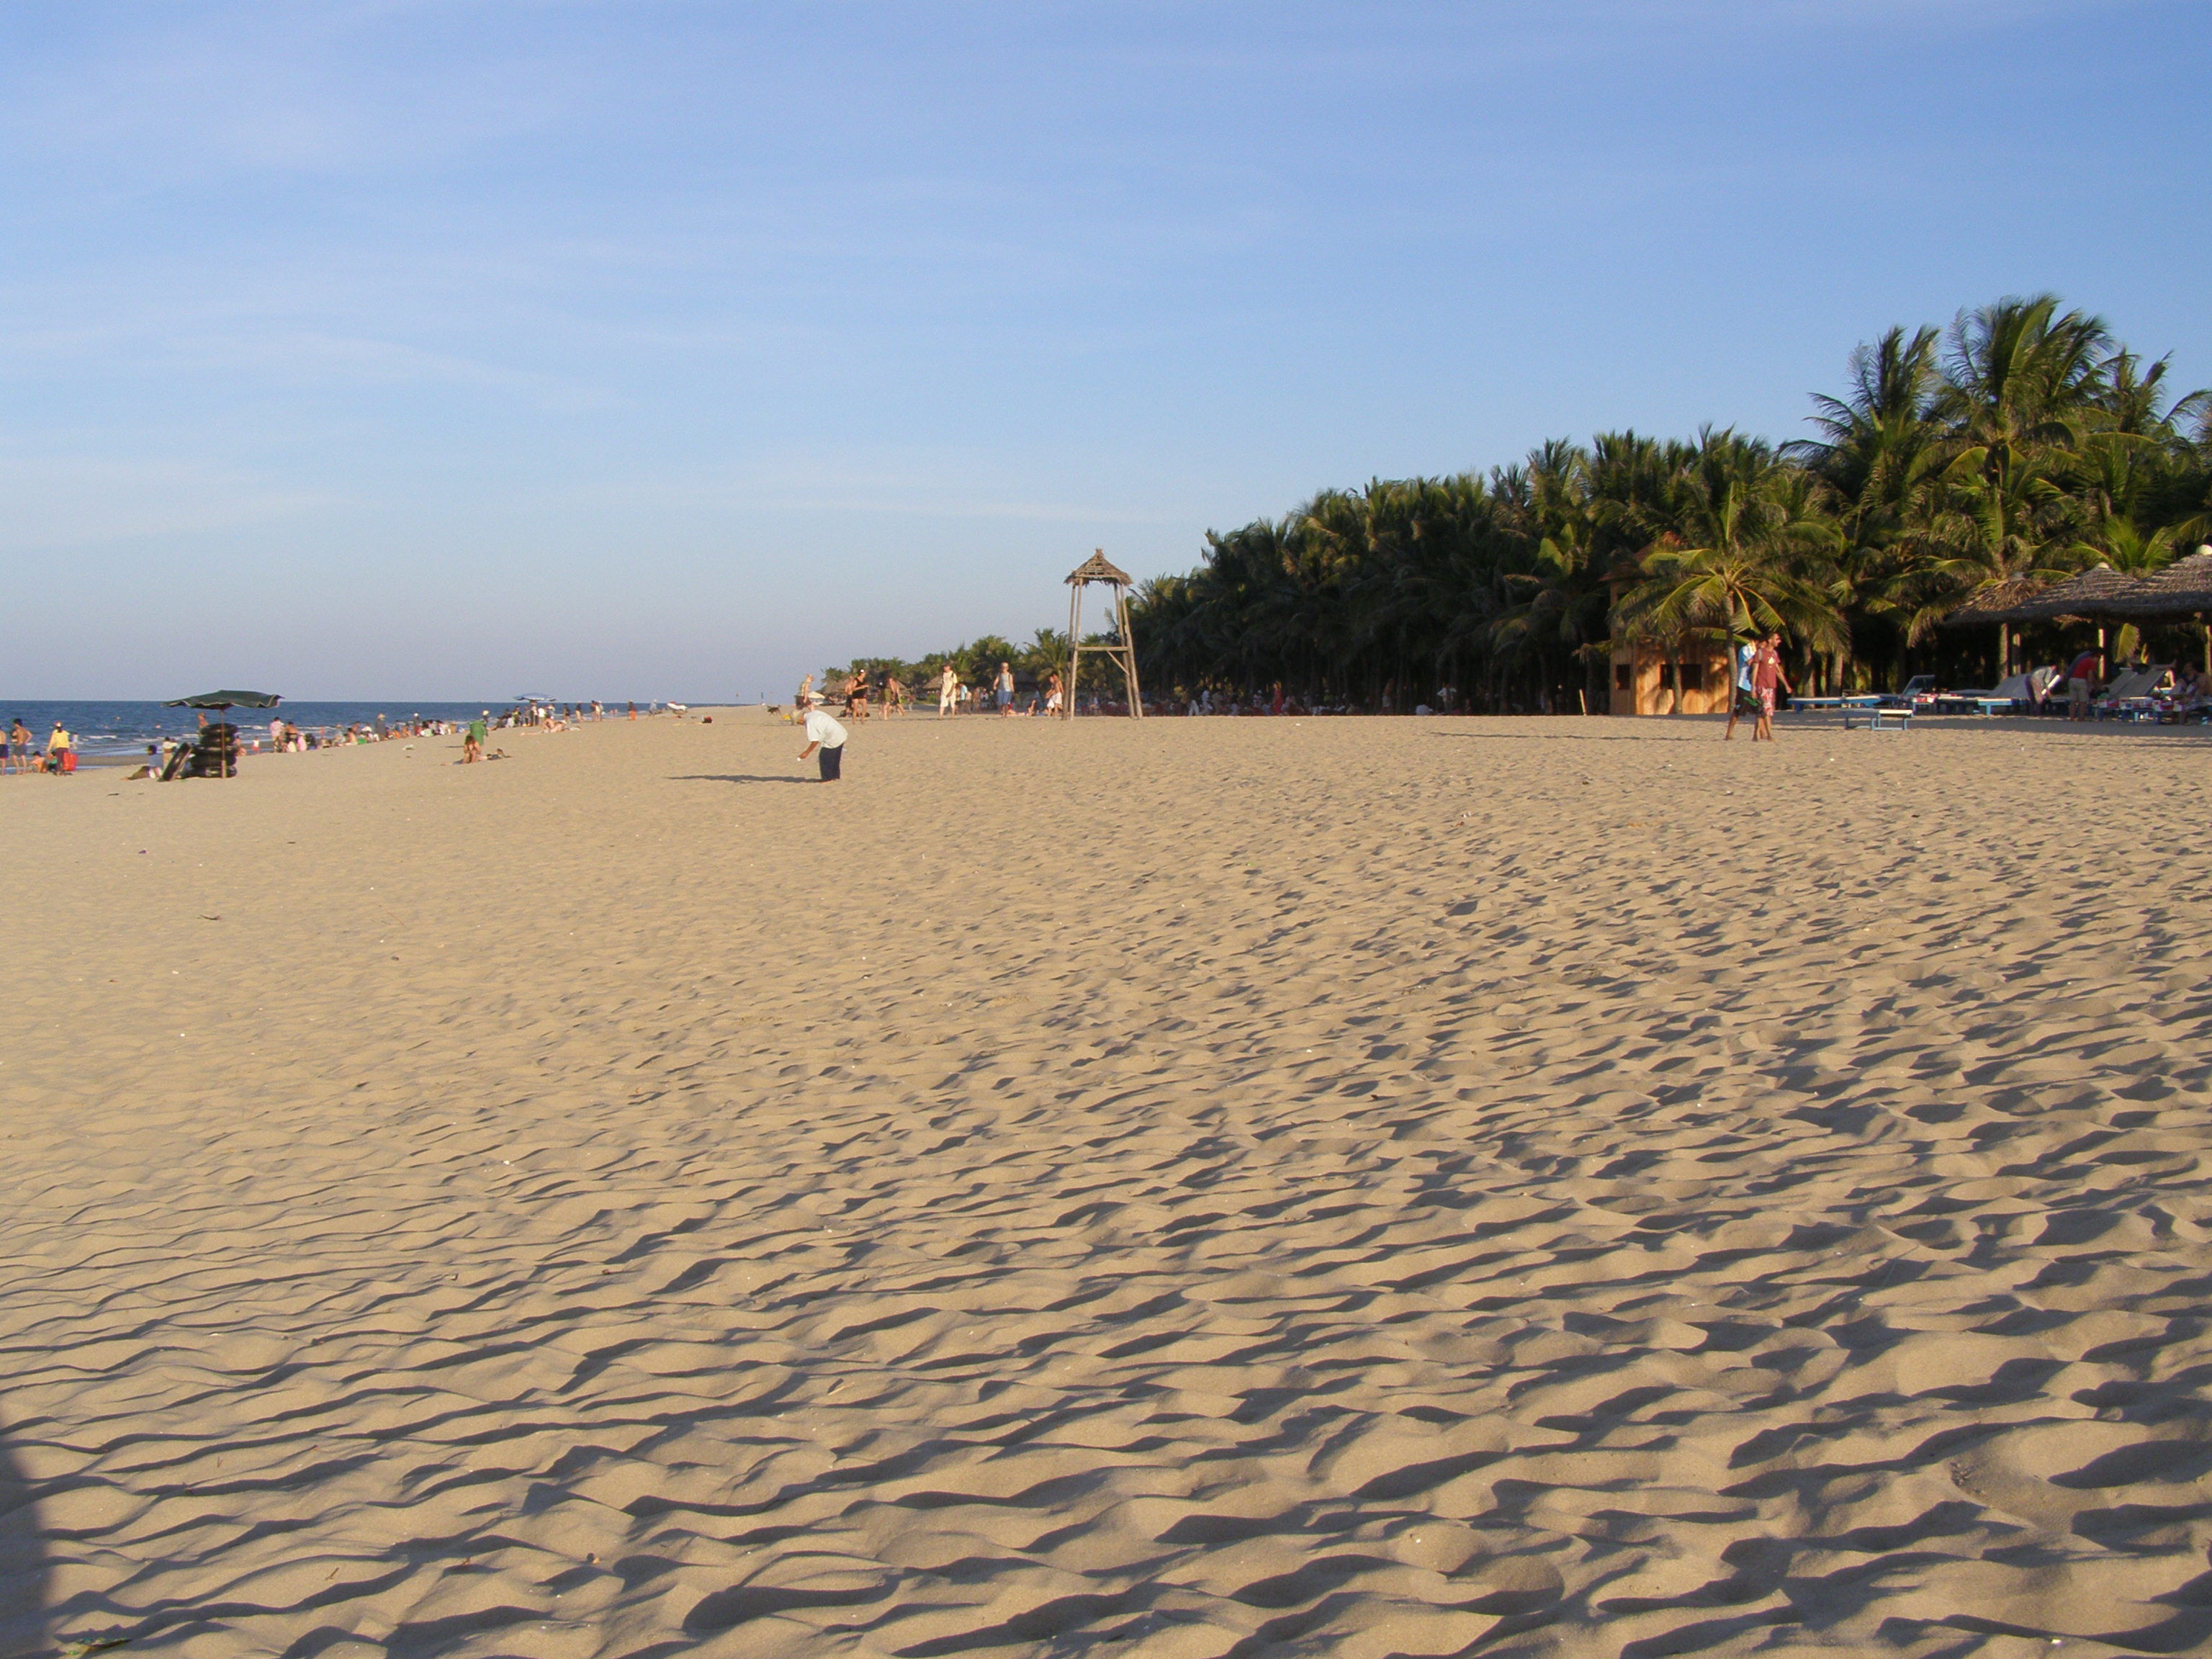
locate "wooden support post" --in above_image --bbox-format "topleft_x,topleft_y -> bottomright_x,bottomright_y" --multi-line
1115,584 -> 1143,716
1065,581 -> 1083,721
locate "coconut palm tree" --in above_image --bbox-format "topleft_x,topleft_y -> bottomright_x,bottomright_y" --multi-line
1936,294 -> 2112,485
1611,432 -> 1845,709
889,294 -> 2198,714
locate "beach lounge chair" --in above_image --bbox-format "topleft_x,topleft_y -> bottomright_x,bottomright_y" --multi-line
2095,666 -> 2167,722
1886,674 -> 1937,711
1792,693 -> 1881,717
1977,673 -> 2034,714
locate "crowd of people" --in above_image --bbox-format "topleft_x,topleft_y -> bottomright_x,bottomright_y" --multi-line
0,719 -> 77,775
798,664 -> 1069,721
0,698 -> 676,781
2048,654 -> 2212,721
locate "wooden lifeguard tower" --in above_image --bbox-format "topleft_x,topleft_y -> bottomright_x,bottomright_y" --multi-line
1064,549 -> 1143,719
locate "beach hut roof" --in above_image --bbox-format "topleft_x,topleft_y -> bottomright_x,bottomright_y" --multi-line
1942,563 -> 2151,626
1941,546 -> 2212,627
1066,551 -> 1133,586
2105,549 -> 2212,619
1942,575 -> 2056,626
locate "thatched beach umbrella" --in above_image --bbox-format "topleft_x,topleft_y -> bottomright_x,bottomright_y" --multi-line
1943,565 -> 2150,628
163,690 -> 282,778
2099,549 -> 2212,671
2103,549 -> 2212,621
1941,549 -> 2212,674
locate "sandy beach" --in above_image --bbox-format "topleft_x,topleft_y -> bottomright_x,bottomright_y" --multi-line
4,708 -> 2211,1659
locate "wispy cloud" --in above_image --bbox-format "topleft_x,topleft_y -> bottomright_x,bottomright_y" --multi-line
563,448 -> 1191,525
0,457 -> 331,551
0,2 -> 584,180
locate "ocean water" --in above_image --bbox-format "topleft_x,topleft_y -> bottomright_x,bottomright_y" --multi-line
0,700 -> 619,760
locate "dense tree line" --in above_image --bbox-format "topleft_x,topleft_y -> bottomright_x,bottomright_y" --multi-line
840,295 -> 2208,712
1126,295 -> 2209,711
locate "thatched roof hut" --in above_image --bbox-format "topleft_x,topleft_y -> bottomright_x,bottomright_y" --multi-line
1941,550 -> 2212,627
2104,550 -> 2212,621
1942,563 -> 2152,627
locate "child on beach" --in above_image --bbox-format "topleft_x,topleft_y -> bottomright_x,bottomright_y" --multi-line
799,704 -> 849,781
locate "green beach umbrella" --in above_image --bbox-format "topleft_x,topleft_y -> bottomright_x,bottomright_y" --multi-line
163,690 -> 282,778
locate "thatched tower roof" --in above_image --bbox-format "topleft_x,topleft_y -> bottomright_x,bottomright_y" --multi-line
1066,549 -> 1132,586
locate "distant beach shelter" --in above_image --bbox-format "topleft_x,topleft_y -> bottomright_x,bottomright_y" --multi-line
1064,549 -> 1143,719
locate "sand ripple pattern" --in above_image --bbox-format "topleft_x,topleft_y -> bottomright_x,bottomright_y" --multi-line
5,714 -> 2212,1658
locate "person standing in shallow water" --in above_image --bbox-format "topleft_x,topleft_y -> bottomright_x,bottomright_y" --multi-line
799,703 -> 848,781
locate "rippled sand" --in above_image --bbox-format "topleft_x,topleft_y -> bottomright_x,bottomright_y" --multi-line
4,709 -> 2211,1658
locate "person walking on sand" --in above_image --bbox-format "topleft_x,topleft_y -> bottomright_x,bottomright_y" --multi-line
1750,633 -> 1791,742
1723,637 -> 1755,740
994,661 -> 1015,716
938,663 -> 958,717
799,702 -> 848,781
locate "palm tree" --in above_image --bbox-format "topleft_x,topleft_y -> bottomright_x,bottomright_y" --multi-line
886,294 -> 2195,716
1611,432 -> 1844,709
2068,516 -> 2184,576
1793,325 -> 1947,687
1489,442 -> 1604,711
1936,294 -> 2112,484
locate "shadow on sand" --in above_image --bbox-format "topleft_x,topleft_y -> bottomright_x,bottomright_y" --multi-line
671,774 -> 819,785
1,1411 -> 51,1659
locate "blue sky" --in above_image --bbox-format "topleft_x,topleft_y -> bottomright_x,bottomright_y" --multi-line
2,0 -> 2205,699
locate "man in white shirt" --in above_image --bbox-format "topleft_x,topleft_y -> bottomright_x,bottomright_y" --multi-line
799,705 -> 848,781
